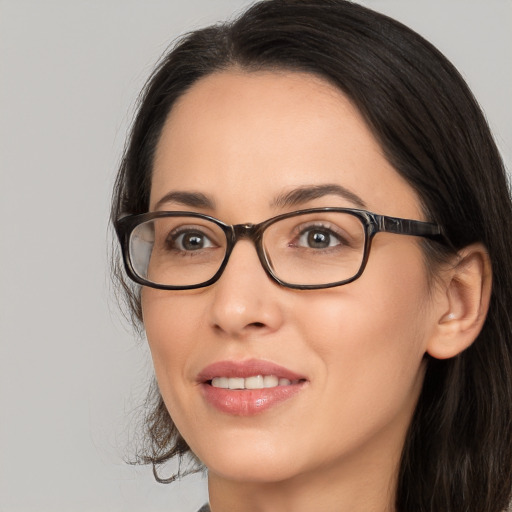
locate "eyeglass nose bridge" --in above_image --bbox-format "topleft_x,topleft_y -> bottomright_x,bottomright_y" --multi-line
231,222 -> 262,240
228,222 -> 266,253
220,222 -> 275,281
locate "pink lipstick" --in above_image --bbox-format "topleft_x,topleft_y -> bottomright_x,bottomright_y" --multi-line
197,359 -> 307,416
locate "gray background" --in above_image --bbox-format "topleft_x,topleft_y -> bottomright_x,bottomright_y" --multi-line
1,1 -> 510,511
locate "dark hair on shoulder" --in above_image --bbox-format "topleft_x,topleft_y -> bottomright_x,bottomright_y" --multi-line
111,1 -> 512,510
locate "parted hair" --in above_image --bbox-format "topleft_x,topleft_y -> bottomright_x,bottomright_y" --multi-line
111,1 -> 512,510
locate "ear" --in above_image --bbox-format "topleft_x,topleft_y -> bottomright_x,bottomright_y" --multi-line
426,243 -> 492,360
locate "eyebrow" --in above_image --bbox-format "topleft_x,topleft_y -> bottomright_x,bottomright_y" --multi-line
154,190 -> 216,211
153,183 -> 366,212
271,184 -> 367,209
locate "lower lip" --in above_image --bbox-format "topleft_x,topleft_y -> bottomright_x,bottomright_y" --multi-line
201,382 -> 305,416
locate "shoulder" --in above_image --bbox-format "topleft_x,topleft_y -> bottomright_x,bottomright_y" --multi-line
197,505 -> 211,512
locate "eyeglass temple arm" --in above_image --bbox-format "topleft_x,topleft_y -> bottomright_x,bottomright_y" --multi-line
376,214 -> 445,241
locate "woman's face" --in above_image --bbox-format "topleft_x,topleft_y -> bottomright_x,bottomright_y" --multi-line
143,71 -> 440,485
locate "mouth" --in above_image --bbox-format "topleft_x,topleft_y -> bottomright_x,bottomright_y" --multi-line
197,359 -> 308,416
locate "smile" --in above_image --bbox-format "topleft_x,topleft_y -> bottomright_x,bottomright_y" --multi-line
198,360 -> 308,416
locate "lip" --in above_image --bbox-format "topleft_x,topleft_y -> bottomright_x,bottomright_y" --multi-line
197,359 -> 307,416
197,359 -> 306,382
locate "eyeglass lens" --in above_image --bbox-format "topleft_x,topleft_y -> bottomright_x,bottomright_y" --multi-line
128,212 -> 366,287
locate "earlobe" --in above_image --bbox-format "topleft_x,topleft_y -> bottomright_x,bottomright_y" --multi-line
426,243 -> 492,360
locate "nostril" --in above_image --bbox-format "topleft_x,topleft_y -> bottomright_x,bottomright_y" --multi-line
249,322 -> 266,328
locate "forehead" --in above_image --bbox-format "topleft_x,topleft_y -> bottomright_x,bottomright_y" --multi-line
151,70 -> 422,221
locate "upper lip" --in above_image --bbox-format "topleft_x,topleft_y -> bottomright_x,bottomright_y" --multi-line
197,359 -> 307,383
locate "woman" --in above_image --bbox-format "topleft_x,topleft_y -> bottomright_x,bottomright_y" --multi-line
112,1 -> 512,510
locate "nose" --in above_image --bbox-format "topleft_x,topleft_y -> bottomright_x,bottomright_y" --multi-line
207,240 -> 284,339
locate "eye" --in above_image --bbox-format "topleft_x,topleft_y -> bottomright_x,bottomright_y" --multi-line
296,226 -> 343,249
169,229 -> 215,251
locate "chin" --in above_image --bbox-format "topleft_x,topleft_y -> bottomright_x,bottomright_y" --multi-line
188,431 -> 308,484
206,454 -> 304,484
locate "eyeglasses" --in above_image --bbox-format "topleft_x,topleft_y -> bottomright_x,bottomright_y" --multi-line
115,208 -> 445,290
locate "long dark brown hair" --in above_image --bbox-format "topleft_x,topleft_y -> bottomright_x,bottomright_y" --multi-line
111,1 -> 512,510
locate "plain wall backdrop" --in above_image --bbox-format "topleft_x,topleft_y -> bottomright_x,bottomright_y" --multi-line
0,1 -> 510,511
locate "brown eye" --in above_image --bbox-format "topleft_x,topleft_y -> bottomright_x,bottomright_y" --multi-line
169,230 -> 214,251
297,227 -> 343,249
306,229 -> 333,248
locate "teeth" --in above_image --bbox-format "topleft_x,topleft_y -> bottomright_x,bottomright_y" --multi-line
228,377 -> 245,390
211,375 -> 296,390
214,377 -> 228,388
263,375 -> 278,387
245,375 -> 264,389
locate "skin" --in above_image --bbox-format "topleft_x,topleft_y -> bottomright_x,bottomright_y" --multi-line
142,70 -> 472,512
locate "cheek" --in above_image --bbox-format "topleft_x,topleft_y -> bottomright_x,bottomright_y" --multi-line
140,289 -> 215,442
298,261 -> 429,348
141,289 -> 204,385
293,244 -> 432,415
295,292 -> 427,392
